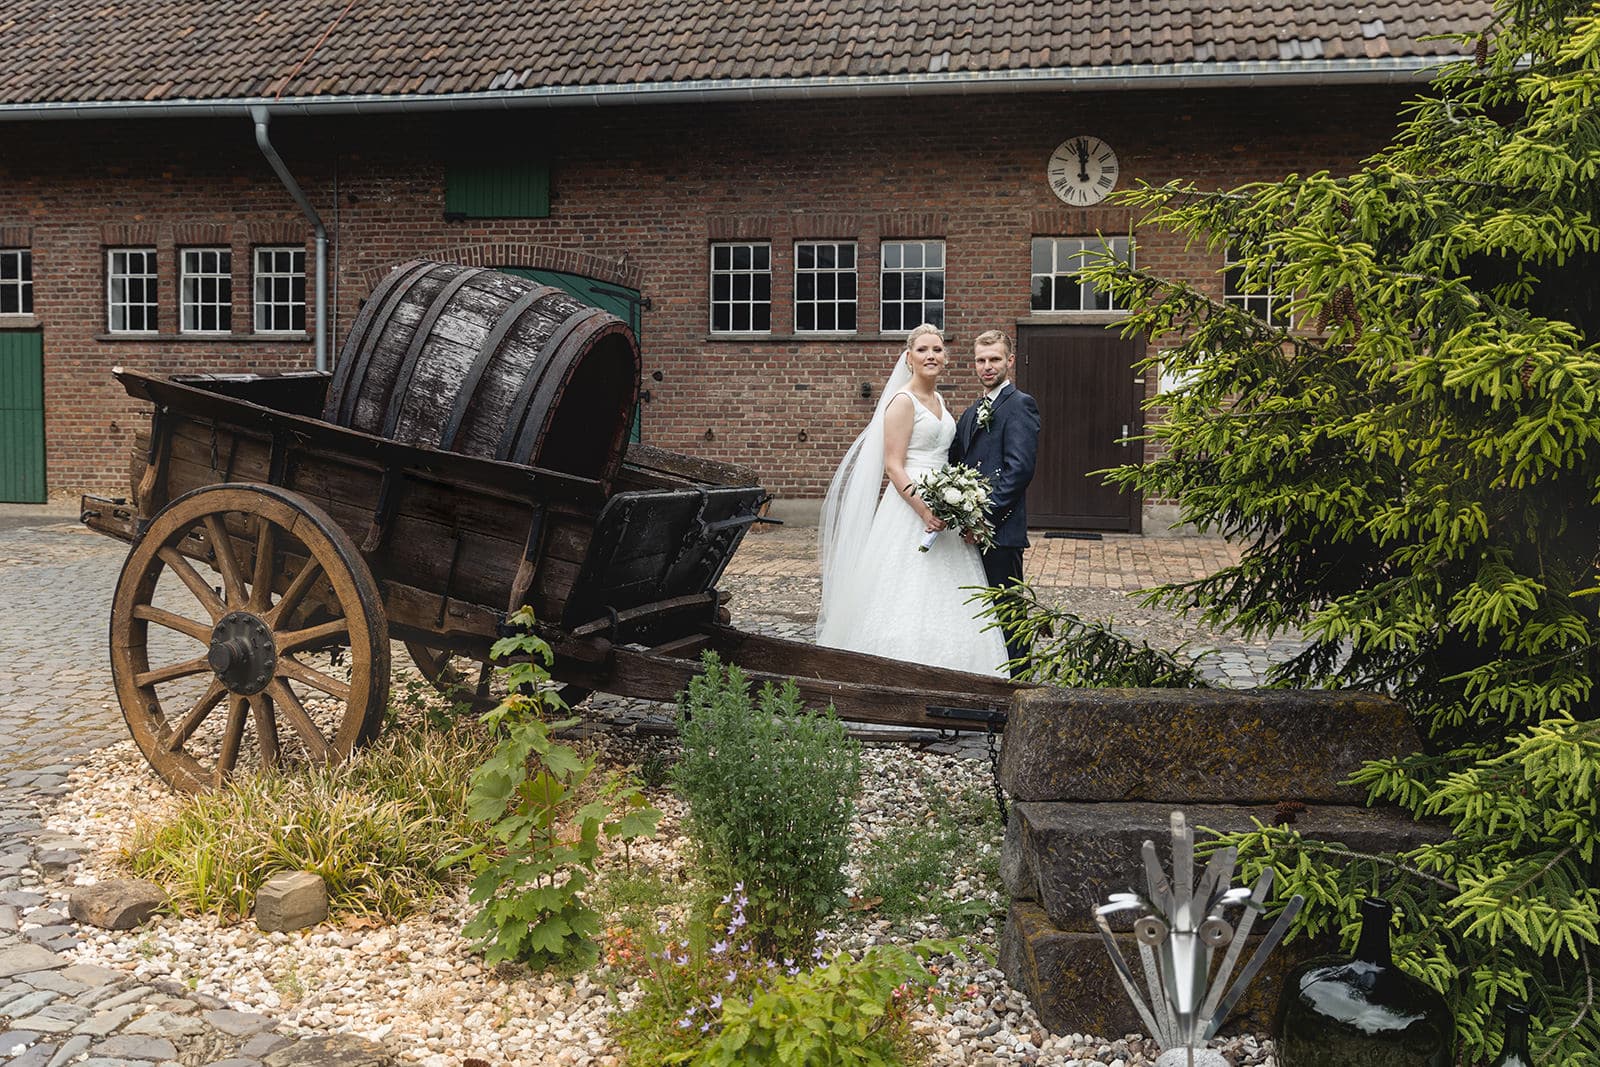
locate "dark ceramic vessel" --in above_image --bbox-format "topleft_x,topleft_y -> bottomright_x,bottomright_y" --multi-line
1275,898 -> 1454,1067
1488,1001 -> 1533,1067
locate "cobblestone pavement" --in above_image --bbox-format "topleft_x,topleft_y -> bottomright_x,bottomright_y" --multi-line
0,502 -> 1303,1065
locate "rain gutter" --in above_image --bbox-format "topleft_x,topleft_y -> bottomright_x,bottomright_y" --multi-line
250,106 -> 328,372
0,57 -> 1449,122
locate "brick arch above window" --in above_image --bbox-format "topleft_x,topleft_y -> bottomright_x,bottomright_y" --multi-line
357,243 -> 643,292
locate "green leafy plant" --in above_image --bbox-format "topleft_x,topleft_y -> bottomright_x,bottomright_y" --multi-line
857,783 -> 1004,933
1080,1 -> 1600,1059
448,606 -> 661,969
672,654 -> 861,955
683,942 -> 948,1066
974,581 -> 1212,687
125,722 -> 489,920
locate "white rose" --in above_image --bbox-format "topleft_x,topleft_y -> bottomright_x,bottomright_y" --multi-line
942,487 -> 964,505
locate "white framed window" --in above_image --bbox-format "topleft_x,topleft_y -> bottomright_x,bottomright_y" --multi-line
794,241 -> 856,333
253,247 -> 307,333
0,249 -> 32,315
107,248 -> 158,333
709,242 -> 771,333
880,240 -> 944,331
180,248 -> 232,334
1224,245 -> 1290,327
1031,236 -> 1133,312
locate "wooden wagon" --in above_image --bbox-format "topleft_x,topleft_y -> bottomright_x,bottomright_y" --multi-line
81,260 -> 1018,792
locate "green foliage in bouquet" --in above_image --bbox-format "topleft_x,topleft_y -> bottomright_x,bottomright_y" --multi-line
672,654 -> 862,956
446,606 -> 661,969
1081,1 -> 1600,1059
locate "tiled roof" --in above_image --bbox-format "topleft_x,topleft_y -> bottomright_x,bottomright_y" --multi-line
0,1 -> 1490,107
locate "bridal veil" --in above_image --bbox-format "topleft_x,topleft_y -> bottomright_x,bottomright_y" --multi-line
816,354 -> 912,645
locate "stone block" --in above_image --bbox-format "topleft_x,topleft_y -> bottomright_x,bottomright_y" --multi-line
1006,801 -> 1449,932
1000,900 -> 1321,1038
998,688 -> 1419,804
264,1033 -> 394,1066
0,944 -> 63,979
68,879 -> 167,931
254,872 -> 328,933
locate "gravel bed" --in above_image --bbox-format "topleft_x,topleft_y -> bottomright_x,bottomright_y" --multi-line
40,713 -> 1279,1067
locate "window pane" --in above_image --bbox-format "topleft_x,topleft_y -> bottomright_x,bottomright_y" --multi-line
752,273 -> 770,301
712,305 -> 730,331
903,244 -> 923,269
925,303 -> 944,328
732,305 -> 750,331
839,273 -> 856,300
752,303 -> 771,331
839,245 -> 855,268
902,274 -> 922,300
838,303 -> 856,331
816,244 -> 835,269
753,245 -> 769,270
798,244 -> 814,269
713,275 -> 731,300
0,290 -> 15,314
0,256 -> 14,281
817,305 -> 835,331
924,274 -> 943,300
883,244 -> 901,269
1032,240 -> 1052,275
1031,277 -> 1050,310
732,245 -> 750,270
796,274 -> 814,300
818,273 -> 835,300
925,243 -> 943,268
713,245 -> 730,270
797,305 -> 815,332
733,274 -> 750,300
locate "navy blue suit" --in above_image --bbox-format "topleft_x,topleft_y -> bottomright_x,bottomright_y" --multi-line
949,383 -> 1040,671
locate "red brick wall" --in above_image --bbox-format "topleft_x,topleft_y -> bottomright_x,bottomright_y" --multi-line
0,87 -> 1404,504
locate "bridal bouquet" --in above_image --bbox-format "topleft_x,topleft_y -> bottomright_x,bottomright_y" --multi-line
911,464 -> 996,551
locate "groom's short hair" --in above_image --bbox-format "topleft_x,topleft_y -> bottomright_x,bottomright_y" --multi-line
974,330 -> 1013,358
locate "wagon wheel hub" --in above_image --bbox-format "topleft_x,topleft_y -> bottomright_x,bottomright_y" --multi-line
207,611 -> 277,695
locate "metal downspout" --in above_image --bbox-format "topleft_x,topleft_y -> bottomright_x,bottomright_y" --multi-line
251,106 -> 328,372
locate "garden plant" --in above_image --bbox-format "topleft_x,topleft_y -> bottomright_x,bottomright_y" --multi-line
1081,0 -> 1600,1059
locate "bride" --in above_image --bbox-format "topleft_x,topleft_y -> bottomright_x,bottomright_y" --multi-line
816,324 -> 1010,677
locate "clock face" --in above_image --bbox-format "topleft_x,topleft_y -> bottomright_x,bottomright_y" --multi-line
1047,137 -> 1120,206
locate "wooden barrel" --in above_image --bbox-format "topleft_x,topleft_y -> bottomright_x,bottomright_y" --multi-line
323,260 -> 639,482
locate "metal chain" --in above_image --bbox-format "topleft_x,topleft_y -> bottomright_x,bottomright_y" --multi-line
986,726 -> 1008,827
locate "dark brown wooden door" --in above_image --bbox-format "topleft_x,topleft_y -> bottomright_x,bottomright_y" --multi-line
1018,324 -> 1144,531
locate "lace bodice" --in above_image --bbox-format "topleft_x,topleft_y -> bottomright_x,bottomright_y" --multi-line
900,390 -> 955,475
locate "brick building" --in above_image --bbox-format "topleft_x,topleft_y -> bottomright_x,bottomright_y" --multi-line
0,1 -> 1484,529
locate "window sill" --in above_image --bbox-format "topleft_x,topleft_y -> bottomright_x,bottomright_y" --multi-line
97,332 -> 310,343
704,331 -> 961,343
1017,311 -> 1132,326
0,314 -> 41,330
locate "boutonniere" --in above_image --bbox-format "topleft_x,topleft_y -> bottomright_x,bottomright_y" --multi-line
976,397 -> 994,432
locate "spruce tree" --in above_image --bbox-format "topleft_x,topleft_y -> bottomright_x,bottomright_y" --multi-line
1087,1 -> 1600,1060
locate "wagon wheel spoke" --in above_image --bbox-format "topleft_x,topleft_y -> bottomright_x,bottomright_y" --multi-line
277,655 -> 353,702
249,693 -> 281,768
268,558 -> 325,627
163,679 -> 228,753
213,695 -> 249,788
157,547 -> 226,621
131,604 -> 212,644
250,518 -> 276,612
134,655 -> 214,689
265,679 -> 334,763
204,515 -> 248,609
276,620 -> 349,656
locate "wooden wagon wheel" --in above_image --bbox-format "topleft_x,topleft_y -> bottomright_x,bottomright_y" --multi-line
110,484 -> 390,793
404,641 -> 591,714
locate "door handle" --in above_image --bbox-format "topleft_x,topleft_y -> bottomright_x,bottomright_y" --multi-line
1119,424 -> 1129,446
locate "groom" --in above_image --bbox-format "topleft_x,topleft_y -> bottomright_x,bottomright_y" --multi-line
950,330 -> 1041,673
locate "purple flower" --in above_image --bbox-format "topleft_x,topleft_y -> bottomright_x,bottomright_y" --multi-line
812,947 -> 824,960
725,970 -> 737,984
701,1021 -> 711,1033
721,892 -> 732,905
741,942 -> 752,953
676,954 -> 689,966
677,1017 -> 692,1029
734,881 -> 744,892
783,957 -> 795,968
711,940 -> 728,956
787,965 -> 800,976
728,914 -> 747,931
710,994 -> 723,1009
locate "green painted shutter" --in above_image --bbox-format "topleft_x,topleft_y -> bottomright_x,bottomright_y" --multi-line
499,269 -> 644,443
0,331 -> 46,502
445,162 -> 550,218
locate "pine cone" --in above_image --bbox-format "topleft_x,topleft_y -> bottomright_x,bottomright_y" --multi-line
1475,33 -> 1490,67
1338,199 -> 1354,220
1520,359 -> 1534,389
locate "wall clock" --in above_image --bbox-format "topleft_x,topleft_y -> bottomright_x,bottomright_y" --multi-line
1047,136 -> 1119,206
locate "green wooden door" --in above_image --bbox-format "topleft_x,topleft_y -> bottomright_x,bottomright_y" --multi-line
498,269 -> 644,442
0,331 -> 45,502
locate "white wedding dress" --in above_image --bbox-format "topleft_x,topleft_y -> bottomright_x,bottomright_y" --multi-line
816,389 -> 1009,677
